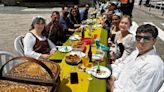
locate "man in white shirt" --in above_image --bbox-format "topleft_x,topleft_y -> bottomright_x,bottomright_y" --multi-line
108,24 -> 164,92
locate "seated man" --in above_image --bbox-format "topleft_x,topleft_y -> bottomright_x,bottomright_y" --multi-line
44,11 -> 65,46
80,4 -> 90,21
108,24 -> 164,92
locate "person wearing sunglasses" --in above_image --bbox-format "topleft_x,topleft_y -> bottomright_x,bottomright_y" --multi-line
23,16 -> 57,60
108,24 -> 164,92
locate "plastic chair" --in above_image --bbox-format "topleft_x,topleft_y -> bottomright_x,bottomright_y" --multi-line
158,82 -> 164,92
14,35 -> 24,56
0,51 -> 15,73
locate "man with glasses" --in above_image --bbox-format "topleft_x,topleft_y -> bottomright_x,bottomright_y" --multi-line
108,24 -> 164,92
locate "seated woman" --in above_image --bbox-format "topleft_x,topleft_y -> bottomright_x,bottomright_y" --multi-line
69,7 -> 81,25
109,15 -> 135,63
60,6 -> 80,40
109,12 -> 122,43
74,5 -> 81,23
23,16 -> 56,60
101,10 -> 113,32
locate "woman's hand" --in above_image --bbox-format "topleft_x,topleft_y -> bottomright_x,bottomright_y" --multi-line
109,51 -> 116,64
50,50 -> 56,56
40,54 -> 50,60
75,28 -> 80,32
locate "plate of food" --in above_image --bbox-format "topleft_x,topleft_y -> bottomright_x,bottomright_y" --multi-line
91,66 -> 111,78
65,54 -> 81,65
58,46 -> 72,53
69,35 -> 81,41
72,41 -> 86,52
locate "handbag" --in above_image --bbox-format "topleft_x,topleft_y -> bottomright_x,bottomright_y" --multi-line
0,56 -> 60,92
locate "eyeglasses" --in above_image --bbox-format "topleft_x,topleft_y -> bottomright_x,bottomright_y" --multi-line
135,35 -> 154,42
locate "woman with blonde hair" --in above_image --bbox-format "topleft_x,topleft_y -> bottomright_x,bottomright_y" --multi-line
110,15 -> 135,63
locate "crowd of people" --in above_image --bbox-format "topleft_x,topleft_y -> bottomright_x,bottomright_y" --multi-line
22,1 -> 163,92
23,4 -> 91,60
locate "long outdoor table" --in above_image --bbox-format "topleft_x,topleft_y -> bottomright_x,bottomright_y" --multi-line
50,27 -> 108,92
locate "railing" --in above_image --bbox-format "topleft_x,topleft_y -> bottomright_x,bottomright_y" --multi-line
149,0 -> 164,16
139,0 -> 164,16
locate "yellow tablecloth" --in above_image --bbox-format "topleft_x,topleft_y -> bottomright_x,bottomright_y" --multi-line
50,26 -> 108,92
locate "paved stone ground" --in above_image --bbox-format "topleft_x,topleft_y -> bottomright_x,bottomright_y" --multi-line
135,5 -> 164,19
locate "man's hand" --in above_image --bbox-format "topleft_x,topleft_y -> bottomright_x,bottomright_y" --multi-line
107,76 -> 116,92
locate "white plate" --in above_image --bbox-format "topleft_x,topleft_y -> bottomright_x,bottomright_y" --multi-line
58,46 -> 72,53
91,66 -> 111,78
69,51 -> 86,58
69,35 -> 81,40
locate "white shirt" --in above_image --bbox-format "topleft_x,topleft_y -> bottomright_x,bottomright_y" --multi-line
113,31 -> 136,61
112,48 -> 164,92
23,32 -> 56,59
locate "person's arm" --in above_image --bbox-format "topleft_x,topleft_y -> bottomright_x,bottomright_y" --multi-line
80,10 -> 84,21
23,33 -> 42,59
128,67 -> 161,92
119,34 -> 135,61
112,50 -> 136,80
47,39 -> 56,49
68,28 -> 80,32
108,76 -> 117,92
47,39 -> 57,55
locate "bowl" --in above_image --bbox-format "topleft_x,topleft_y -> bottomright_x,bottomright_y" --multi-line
65,54 -> 81,65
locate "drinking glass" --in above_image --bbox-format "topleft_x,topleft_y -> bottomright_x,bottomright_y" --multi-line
82,56 -> 89,67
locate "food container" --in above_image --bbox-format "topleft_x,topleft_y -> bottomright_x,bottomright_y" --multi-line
0,56 -> 60,92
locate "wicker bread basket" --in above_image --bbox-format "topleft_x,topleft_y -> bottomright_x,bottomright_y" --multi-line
0,56 -> 60,92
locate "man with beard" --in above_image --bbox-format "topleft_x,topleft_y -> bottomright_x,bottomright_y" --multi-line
44,11 -> 65,46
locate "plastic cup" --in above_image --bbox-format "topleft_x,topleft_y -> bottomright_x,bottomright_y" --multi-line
93,34 -> 97,39
82,56 -> 89,67
95,39 -> 100,49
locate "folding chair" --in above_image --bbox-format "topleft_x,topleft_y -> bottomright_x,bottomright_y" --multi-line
14,35 -> 24,56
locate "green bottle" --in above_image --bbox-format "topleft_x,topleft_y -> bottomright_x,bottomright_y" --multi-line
96,62 -> 100,73
65,46 -> 68,51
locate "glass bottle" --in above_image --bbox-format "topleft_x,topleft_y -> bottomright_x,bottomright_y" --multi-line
88,45 -> 92,62
81,27 -> 85,38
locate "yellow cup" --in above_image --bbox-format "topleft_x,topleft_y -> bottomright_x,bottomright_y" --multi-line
82,56 -> 89,67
